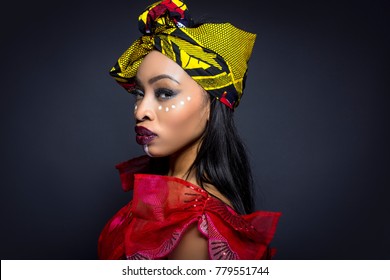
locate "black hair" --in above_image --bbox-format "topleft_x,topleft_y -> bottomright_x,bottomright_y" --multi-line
189,98 -> 255,214
148,97 -> 255,214
147,17 -> 255,214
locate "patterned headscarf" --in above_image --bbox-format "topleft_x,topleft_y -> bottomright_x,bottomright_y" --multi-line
109,0 -> 256,109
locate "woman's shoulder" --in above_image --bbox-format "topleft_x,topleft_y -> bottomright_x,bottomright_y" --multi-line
130,174 -> 281,259
99,172 -> 281,260
102,158 -> 281,260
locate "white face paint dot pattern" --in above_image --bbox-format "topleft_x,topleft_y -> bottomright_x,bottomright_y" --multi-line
144,145 -> 152,157
158,96 -> 193,114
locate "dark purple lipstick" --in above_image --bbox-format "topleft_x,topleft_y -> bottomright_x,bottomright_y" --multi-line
135,126 -> 157,145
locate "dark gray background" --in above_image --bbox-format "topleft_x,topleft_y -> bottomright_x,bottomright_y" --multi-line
1,0 -> 388,259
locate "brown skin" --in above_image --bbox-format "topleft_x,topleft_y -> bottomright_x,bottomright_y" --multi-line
167,224 -> 209,260
134,51 -> 210,183
134,51 -> 231,259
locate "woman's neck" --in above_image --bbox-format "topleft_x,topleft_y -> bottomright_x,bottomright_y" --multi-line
167,141 -> 200,184
166,140 -> 234,208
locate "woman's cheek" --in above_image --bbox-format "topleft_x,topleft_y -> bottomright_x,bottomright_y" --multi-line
157,95 -> 192,113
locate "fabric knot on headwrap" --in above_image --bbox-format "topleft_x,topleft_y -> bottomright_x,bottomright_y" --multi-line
138,0 -> 194,34
109,0 -> 257,109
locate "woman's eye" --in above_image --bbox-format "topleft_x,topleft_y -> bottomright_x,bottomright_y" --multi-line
155,88 -> 177,100
129,88 -> 144,100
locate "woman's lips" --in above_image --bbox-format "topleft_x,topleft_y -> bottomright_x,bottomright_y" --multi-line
135,126 -> 157,145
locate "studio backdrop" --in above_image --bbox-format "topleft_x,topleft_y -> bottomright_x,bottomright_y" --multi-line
0,0 -> 388,259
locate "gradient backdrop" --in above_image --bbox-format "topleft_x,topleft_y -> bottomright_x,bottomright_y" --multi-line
0,0 -> 388,259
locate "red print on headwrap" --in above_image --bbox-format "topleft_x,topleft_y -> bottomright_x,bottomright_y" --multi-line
143,0 -> 189,34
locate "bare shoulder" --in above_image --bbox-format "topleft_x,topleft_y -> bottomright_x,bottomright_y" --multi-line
203,183 -> 234,208
167,223 -> 209,260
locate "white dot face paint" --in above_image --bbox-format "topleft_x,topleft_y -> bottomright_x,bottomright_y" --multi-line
144,145 -> 153,157
134,51 -> 210,158
158,95 -> 194,114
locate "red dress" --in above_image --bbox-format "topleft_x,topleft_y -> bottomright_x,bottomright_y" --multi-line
98,156 -> 281,260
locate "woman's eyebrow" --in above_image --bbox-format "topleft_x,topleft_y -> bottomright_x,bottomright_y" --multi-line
148,74 -> 180,85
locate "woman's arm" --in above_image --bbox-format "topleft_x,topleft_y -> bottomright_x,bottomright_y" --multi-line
167,224 -> 209,260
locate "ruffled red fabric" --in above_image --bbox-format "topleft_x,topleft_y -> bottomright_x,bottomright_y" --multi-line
98,156 -> 281,260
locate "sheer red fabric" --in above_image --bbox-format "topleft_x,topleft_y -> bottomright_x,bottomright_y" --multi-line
98,156 -> 281,260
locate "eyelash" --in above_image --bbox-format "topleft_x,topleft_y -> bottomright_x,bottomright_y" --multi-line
129,88 -> 144,100
129,88 -> 177,101
155,88 -> 176,100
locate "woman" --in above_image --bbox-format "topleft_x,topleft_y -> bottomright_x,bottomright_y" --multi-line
98,0 -> 281,260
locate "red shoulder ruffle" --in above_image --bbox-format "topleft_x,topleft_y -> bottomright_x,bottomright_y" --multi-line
115,155 -> 151,191
98,157 -> 281,260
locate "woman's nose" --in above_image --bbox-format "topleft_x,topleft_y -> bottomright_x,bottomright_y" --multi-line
134,95 -> 156,122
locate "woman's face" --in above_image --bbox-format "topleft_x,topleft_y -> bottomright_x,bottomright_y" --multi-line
131,50 -> 210,158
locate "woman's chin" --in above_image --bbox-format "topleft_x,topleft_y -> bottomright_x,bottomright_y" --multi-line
143,145 -> 167,158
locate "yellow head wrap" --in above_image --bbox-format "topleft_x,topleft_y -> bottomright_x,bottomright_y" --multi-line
110,0 -> 256,109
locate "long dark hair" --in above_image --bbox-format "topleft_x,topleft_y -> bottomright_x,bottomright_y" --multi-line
148,99 -> 255,214
189,98 -> 255,214
146,22 -> 254,214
